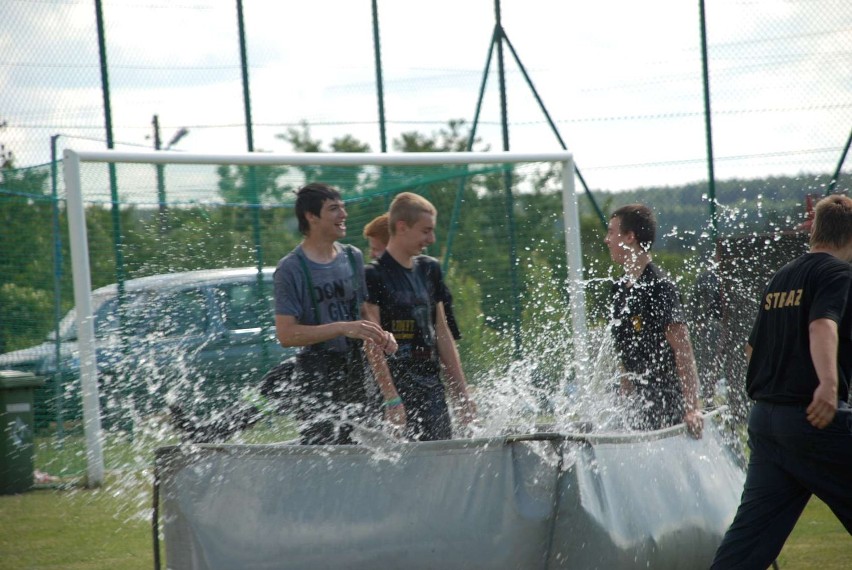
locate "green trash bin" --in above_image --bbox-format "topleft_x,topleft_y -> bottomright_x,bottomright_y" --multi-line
0,370 -> 44,494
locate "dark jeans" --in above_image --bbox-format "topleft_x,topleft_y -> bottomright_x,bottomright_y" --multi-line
294,347 -> 380,446
711,401 -> 852,569
395,377 -> 452,442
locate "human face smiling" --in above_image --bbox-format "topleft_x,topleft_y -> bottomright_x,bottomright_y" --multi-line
315,198 -> 347,239
402,212 -> 436,256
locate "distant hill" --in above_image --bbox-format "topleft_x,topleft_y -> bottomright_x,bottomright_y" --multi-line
581,172 -> 845,253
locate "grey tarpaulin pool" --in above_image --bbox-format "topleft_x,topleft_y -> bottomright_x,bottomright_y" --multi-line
154,409 -> 744,569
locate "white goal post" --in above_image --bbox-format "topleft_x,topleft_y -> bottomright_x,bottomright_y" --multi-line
62,149 -> 586,486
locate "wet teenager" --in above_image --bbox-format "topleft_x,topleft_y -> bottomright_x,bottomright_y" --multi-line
711,194 -> 852,569
605,203 -> 703,437
362,193 -> 476,441
274,183 -> 403,444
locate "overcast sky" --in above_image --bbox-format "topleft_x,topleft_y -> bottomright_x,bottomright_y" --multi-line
2,0 -> 850,192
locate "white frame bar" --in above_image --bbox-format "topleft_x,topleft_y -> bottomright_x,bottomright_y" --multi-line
63,151 -> 105,486
62,149 -> 586,486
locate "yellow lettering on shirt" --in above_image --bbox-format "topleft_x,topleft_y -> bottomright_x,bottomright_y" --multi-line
763,288 -> 805,311
632,315 -> 643,332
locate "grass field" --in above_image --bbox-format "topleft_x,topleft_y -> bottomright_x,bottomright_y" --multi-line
2,419 -> 849,569
2,477 -> 849,569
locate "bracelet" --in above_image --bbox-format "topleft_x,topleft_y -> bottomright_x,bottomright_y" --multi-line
382,396 -> 403,408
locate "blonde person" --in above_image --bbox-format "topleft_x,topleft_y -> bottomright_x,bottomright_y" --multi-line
364,212 -> 461,340
362,194 -> 475,440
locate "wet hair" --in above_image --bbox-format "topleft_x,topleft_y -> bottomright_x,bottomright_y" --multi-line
611,203 -> 657,251
363,213 -> 390,245
294,183 -> 342,236
388,192 -> 436,235
810,194 -> 852,249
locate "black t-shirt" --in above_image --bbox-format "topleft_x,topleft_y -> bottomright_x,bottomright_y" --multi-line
610,263 -> 686,388
747,252 -> 852,404
365,253 -> 449,383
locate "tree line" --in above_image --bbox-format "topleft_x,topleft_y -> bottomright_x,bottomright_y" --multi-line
0,119 -> 826,383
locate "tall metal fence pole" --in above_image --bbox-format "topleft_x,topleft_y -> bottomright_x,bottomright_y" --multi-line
94,0 -> 125,300
49,134 -> 65,440
699,0 -> 718,242
493,0 -> 522,357
236,0 -> 264,279
371,0 -> 388,154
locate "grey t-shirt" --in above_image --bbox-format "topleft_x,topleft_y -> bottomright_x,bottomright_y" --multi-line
274,243 -> 367,353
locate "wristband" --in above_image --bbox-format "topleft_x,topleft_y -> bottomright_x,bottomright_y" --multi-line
382,396 -> 403,408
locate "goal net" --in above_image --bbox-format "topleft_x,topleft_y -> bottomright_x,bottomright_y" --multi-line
60,149 -> 585,485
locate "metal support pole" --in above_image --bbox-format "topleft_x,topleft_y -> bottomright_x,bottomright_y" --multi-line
94,0 -> 125,302
699,0 -> 718,242
153,115 -> 167,234
50,134 -> 65,440
502,34 -> 607,229
443,27 -> 497,274
371,0 -> 388,153
561,157 -> 588,375
827,126 -> 852,195
493,0 -> 522,357
236,0 -> 263,278
63,150 -> 104,488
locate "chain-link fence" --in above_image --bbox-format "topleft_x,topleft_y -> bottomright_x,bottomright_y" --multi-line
1,0 -> 850,479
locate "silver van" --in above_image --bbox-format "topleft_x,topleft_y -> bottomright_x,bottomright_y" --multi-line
0,267 -> 294,428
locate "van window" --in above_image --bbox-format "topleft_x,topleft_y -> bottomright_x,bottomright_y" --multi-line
216,282 -> 272,330
133,289 -> 208,338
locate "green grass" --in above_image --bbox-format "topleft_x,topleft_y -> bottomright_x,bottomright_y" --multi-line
4,417 -> 849,569
2,486 -> 846,569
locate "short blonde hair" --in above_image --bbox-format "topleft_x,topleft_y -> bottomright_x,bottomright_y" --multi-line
363,213 -> 390,246
389,192 -> 436,235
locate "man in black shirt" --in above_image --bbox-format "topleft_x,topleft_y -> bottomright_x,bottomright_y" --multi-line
711,194 -> 852,569
363,193 -> 476,441
605,203 -> 703,436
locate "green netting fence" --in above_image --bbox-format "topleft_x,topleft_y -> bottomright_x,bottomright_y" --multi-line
2,153 -> 600,479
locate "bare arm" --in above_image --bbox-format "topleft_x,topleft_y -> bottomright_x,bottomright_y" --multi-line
360,302 -> 406,432
275,313 -> 388,348
807,318 -> 839,429
435,302 -> 476,425
665,321 -> 703,438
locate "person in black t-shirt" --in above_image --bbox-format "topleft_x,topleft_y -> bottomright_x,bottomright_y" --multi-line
363,193 -> 476,441
605,203 -> 703,436
712,194 -> 852,569
364,213 -> 462,340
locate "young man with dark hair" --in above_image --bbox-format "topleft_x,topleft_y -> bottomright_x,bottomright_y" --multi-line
711,194 -> 852,569
274,183 -> 402,445
605,203 -> 703,436
362,193 -> 476,441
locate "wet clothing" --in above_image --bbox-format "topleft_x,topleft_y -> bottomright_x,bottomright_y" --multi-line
366,252 -> 452,441
711,252 -> 852,569
610,262 -> 687,430
274,243 -> 378,445
274,243 -> 366,354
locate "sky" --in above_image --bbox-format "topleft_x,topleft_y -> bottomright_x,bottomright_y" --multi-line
1,0 -> 850,193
